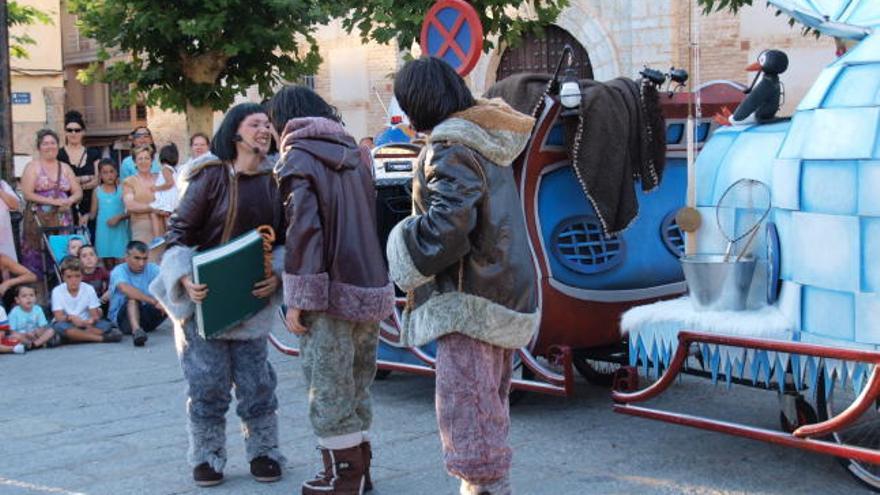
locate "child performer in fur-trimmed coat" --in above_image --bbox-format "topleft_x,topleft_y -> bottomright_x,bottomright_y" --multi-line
268,85 -> 395,495
149,103 -> 286,487
387,58 -> 540,495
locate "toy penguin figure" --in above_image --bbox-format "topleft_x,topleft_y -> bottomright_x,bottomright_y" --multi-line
715,49 -> 789,126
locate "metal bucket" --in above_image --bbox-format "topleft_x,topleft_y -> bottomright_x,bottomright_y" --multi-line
680,254 -> 757,311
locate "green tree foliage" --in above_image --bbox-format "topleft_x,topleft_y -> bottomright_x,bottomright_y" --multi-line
696,0 -> 754,14
67,0 -> 568,134
68,0 -> 327,133
8,1 -> 52,59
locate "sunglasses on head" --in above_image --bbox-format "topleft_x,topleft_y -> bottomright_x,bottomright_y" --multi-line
65,127 -> 83,133
132,132 -> 151,138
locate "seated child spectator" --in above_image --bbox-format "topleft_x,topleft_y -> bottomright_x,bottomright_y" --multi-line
79,245 -> 110,306
67,237 -> 85,259
1,253 -> 38,310
51,257 -> 122,344
0,306 -> 26,354
8,285 -> 58,349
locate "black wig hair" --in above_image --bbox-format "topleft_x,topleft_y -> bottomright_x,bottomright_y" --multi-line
267,85 -> 342,134
211,102 -> 266,162
64,110 -> 86,130
159,143 -> 179,166
393,57 -> 475,132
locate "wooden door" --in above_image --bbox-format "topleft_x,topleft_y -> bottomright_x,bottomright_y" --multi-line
496,25 -> 593,82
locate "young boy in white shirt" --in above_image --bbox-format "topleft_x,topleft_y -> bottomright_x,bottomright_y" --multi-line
9,285 -> 58,349
51,258 -> 122,343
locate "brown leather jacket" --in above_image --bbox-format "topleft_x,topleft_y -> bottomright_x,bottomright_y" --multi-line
166,156 -> 283,251
276,117 -> 394,322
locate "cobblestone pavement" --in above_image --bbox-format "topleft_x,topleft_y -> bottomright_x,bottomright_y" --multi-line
0,313 -> 870,495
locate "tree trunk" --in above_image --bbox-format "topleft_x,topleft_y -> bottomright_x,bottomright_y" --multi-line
186,101 -> 214,138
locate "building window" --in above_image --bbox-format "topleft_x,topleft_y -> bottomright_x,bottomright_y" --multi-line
108,80 -> 131,122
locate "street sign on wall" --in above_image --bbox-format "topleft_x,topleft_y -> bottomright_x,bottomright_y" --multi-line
11,92 -> 31,105
420,0 -> 484,77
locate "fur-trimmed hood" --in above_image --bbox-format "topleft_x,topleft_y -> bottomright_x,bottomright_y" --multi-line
430,98 -> 535,166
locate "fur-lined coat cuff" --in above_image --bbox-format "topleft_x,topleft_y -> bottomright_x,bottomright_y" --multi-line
150,245 -> 196,321
283,272 -> 329,311
387,218 -> 433,292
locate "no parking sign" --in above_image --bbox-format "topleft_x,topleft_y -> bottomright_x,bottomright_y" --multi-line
420,0 -> 484,77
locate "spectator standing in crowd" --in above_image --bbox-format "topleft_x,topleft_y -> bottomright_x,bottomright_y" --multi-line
176,133 -> 212,198
19,130 -> 83,284
122,145 -> 160,258
0,177 -> 20,261
51,257 -> 120,344
109,241 -> 165,347
269,86 -> 394,495
79,245 -> 110,308
8,285 -> 57,349
57,111 -> 102,236
120,127 -> 161,180
151,103 -> 284,487
388,57 -> 539,495
149,143 -> 180,241
86,158 -> 129,266
1,253 -> 37,310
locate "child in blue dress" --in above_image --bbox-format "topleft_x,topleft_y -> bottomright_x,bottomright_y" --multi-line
87,159 -> 130,265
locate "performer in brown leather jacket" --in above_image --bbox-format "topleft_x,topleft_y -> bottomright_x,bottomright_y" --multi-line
268,85 -> 394,495
387,57 -> 539,495
150,103 -> 285,487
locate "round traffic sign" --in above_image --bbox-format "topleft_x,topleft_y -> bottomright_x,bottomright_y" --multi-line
420,0 -> 484,77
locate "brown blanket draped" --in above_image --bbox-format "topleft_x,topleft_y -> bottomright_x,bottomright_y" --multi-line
485,73 -> 666,236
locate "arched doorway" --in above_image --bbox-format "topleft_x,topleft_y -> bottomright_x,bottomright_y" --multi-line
496,25 -> 593,82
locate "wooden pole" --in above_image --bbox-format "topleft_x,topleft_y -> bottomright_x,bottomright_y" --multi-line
685,0 -> 698,255
0,1 -> 14,182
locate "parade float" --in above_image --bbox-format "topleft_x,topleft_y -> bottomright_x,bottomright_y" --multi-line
612,0 -> 880,489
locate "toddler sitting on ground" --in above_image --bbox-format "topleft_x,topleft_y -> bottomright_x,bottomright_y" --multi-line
0,306 -> 25,354
8,285 -> 58,349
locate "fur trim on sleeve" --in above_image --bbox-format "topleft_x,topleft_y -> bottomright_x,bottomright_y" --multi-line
149,245 -> 196,322
386,218 -> 434,292
283,272 -> 329,311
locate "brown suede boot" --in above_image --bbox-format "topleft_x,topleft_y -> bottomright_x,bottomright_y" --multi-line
361,441 -> 372,492
302,445 -> 365,495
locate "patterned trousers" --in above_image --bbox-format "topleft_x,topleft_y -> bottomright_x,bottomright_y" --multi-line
435,332 -> 514,484
300,312 -> 379,444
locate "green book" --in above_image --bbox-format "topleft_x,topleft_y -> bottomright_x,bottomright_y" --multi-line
192,229 -> 267,338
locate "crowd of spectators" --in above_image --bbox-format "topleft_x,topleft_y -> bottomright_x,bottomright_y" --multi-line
0,113 -> 213,354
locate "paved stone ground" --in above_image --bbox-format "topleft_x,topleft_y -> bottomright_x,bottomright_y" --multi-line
0,314 -> 873,495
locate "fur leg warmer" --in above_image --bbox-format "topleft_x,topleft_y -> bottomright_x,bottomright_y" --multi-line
187,419 -> 227,472
241,413 -> 286,464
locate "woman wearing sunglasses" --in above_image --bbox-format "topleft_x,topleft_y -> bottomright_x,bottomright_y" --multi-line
57,111 -> 102,234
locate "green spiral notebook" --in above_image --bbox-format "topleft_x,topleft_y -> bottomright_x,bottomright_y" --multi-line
192,229 -> 267,338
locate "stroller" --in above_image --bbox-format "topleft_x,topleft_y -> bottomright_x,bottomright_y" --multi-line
35,219 -> 91,293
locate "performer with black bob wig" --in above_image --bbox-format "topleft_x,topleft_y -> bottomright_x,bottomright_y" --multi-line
149,103 -> 285,487
387,57 -> 540,495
